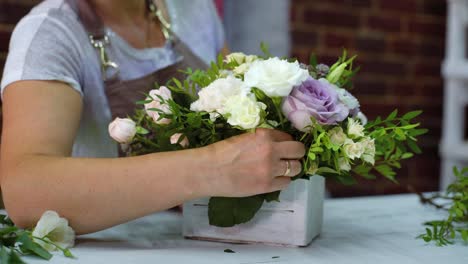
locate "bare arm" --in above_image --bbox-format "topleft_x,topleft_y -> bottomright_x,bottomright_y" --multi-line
1,81 -> 304,234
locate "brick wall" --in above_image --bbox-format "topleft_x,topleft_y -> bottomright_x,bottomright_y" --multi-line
291,0 -> 446,196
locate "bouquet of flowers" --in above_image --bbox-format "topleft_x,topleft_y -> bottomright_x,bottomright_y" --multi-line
109,46 -> 427,227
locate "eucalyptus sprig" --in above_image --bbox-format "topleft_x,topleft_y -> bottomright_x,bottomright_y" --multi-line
417,167 -> 468,246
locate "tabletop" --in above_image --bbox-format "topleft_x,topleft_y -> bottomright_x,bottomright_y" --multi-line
24,194 -> 468,264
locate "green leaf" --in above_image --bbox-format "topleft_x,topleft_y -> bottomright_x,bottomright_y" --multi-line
208,196 -> 264,227
17,233 -> 52,260
63,248 -> 75,258
402,110 -> 423,120
386,109 -> 398,121
407,140 -> 422,154
401,153 -> 414,159
135,126 -> 149,135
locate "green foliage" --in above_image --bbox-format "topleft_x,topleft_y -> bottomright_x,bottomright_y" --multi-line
417,167 -> 468,246
0,214 -> 74,263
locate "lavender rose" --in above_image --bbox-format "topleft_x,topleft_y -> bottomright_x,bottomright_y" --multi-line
282,77 -> 349,131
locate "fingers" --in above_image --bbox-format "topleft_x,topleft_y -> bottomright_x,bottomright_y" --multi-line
256,128 -> 293,142
273,141 -> 306,160
273,159 -> 302,177
270,177 -> 291,191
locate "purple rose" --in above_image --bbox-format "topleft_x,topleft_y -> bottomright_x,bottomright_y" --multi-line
282,77 -> 349,131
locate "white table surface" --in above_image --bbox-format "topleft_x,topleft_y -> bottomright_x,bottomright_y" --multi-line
24,194 -> 468,264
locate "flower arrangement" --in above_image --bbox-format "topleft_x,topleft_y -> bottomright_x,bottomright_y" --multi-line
109,46 -> 427,227
0,211 -> 75,263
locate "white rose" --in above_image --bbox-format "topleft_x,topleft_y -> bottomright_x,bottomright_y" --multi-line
108,118 -> 136,144
170,133 -> 189,148
32,211 -> 75,251
338,157 -> 351,171
190,76 -> 246,115
328,127 -> 347,146
222,94 -> 266,130
347,118 -> 365,138
360,137 -> 376,165
343,138 -> 365,160
244,57 -> 309,97
145,86 -> 173,124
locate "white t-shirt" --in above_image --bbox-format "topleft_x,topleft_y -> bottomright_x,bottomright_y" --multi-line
1,0 -> 224,158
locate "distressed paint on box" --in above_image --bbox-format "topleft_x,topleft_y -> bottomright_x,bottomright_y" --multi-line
183,176 -> 325,246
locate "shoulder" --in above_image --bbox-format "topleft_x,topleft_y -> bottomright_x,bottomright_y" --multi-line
13,0 -> 86,47
1,0 -> 89,95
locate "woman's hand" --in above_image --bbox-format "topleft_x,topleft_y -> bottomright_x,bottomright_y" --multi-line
201,128 -> 305,197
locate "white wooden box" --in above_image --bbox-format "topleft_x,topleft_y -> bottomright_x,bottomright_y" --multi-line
182,176 -> 325,246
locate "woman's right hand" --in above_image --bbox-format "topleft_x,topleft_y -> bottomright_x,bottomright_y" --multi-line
200,128 -> 306,197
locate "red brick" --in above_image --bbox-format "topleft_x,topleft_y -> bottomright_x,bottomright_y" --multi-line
417,40 -> 445,58
356,35 -> 386,53
421,0 -> 447,17
0,28 -> 12,51
353,78 -> 388,96
389,38 -> 418,56
291,30 -> 318,46
367,15 -> 402,33
409,19 -> 446,37
0,3 -> 33,24
303,8 -> 359,29
360,59 -> 408,76
324,32 -> 353,49
391,81 -> 418,96
412,62 -> 441,77
379,0 -> 418,13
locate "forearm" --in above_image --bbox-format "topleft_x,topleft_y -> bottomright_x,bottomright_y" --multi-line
2,147 -> 212,234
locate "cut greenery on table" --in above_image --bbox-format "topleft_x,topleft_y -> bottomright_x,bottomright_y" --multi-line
0,211 -> 75,264
417,167 -> 468,246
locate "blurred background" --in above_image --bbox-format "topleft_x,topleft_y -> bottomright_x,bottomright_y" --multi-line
0,0 -> 449,197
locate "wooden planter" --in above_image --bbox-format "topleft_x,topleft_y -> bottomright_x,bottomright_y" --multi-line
183,176 -> 325,246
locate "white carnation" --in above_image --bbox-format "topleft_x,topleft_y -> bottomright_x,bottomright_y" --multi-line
360,137 -> 376,165
244,57 -> 309,97
222,94 -> 266,130
328,127 -> 347,146
338,157 -> 351,171
32,211 -> 75,251
343,138 -> 365,160
225,52 -> 258,64
347,118 -> 365,138
190,76 -> 247,114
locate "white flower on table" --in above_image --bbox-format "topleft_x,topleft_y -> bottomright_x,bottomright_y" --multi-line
32,211 -> 75,251
244,57 -> 309,97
